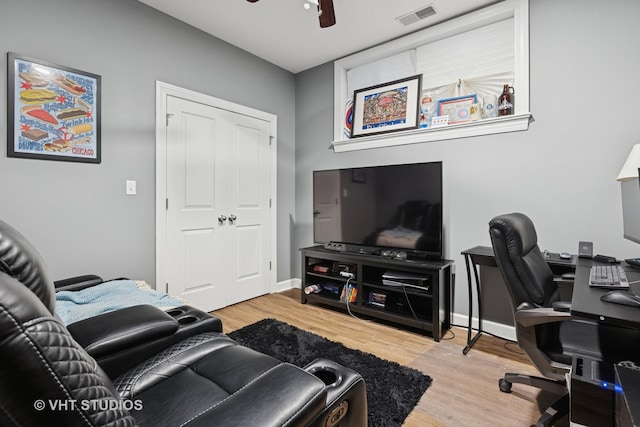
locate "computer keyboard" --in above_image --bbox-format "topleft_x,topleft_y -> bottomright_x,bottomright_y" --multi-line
589,265 -> 629,288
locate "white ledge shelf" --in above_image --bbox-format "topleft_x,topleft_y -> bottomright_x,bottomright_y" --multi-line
331,113 -> 533,152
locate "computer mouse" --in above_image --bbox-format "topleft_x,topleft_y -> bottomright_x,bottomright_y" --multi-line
560,252 -> 571,259
600,290 -> 640,307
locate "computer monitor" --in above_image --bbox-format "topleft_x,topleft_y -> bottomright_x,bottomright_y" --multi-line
620,169 -> 640,244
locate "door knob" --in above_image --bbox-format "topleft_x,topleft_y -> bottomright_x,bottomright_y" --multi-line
218,215 -> 227,223
229,214 -> 237,224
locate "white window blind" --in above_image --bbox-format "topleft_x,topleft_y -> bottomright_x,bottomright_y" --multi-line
416,18 -> 514,93
346,51 -> 416,96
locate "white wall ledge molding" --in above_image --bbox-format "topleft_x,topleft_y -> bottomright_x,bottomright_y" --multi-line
331,113 -> 533,152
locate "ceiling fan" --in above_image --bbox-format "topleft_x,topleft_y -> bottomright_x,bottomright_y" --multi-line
246,0 -> 336,28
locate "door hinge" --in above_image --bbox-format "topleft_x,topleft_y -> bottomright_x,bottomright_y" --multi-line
269,261 -> 272,271
269,198 -> 272,208
166,113 -> 174,126
269,136 -> 274,146
165,283 -> 169,293
166,198 -> 169,210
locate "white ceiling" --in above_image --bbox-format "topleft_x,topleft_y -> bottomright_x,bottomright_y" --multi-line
137,0 -> 498,73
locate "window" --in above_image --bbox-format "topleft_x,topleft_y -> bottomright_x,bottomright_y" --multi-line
332,0 -> 530,152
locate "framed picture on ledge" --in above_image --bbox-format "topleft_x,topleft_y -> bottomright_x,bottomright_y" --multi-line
436,94 -> 478,125
7,52 -> 101,163
351,75 -> 422,138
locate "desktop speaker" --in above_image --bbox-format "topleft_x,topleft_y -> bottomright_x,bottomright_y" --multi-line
578,241 -> 594,258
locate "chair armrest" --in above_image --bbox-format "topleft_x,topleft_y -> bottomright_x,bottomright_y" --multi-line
54,274 -> 104,292
514,304 -> 574,328
89,305 -> 223,378
67,305 -> 179,358
553,274 -> 575,287
551,301 -> 571,312
194,364 -> 328,427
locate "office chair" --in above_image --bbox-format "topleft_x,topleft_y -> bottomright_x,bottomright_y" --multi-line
488,213 -> 640,427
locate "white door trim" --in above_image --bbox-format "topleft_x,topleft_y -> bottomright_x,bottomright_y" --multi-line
155,81 -> 277,297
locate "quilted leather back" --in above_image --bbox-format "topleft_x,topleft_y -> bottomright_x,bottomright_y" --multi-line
0,219 -> 55,313
489,213 -> 558,308
0,271 -> 137,426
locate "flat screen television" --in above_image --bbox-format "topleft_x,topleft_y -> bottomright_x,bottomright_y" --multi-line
313,161 -> 443,259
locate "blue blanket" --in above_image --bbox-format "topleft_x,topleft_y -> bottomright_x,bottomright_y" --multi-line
55,279 -> 184,325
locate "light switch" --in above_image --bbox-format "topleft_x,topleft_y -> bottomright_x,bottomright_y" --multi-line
126,180 -> 137,195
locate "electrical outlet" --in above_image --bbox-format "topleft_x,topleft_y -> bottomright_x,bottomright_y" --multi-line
126,180 -> 137,195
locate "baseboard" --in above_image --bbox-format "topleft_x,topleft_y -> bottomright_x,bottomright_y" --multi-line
276,278 -> 301,293
452,313 -> 516,342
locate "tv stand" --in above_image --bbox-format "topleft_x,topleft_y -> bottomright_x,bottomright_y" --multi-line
300,246 -> 454,341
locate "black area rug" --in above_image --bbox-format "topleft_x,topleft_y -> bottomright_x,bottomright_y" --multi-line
228,318 -> 432,427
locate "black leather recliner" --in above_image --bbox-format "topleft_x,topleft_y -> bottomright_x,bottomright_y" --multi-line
489,213 -> 640,427
0,219 -> 367,426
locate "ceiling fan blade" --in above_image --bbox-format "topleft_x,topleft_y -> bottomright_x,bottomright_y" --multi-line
318,0 -> 336,28
246,0 -> 259,2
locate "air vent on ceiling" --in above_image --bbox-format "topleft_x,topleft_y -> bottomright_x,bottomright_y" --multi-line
396,5 -> 437,26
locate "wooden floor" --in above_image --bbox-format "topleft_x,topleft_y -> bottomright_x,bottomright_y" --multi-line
212,289 -> 567,427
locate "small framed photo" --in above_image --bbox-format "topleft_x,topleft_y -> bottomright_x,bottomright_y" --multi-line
436,95 -> 478,125
351,75 -> 422,138
7,52 -> 101,163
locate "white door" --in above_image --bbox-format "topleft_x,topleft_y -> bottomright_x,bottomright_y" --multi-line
313,169 -> 341,242
165,95 -> 271,311
224,113 -> 272,305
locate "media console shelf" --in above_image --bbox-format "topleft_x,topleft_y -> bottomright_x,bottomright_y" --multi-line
300,246 -> 454,341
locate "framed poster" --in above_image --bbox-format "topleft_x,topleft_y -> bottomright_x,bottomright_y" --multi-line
351,75 -> 421,138
7,52 -> 101,163
436,94 -> 478,125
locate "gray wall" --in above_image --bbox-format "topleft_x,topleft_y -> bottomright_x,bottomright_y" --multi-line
294,0 -> 640,323
0,0 -> 296,284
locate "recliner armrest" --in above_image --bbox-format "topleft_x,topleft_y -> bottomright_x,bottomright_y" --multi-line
67,305 -> 179,358
54,274 -> 105,292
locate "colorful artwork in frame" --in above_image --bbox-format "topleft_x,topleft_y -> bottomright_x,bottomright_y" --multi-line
351,75 -> 422,138
7,52 -> 101,163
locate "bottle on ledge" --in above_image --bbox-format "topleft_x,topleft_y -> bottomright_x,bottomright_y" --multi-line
498,84 -> 515,116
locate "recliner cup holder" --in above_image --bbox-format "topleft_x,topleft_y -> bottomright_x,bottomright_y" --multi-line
165,309 -> 185,317
307,365 -> 342,388
177,316 -> 198,325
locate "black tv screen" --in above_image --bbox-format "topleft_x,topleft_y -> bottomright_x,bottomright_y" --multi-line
313,161 -> 443,258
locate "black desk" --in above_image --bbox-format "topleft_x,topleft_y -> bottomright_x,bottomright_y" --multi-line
461,246 -> 576,354
570,258 -> 640,329
570,258 -> 640,426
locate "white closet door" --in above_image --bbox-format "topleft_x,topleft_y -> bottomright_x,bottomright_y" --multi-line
165,95 -> 271,311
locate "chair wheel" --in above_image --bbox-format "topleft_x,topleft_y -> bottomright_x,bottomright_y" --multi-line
499,378 -> 512,393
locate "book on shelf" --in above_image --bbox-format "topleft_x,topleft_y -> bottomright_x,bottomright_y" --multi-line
368,291 -> 387,308
340,283 -> 357,303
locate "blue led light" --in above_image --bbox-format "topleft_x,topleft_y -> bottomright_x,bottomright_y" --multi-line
600,381 -> 623,393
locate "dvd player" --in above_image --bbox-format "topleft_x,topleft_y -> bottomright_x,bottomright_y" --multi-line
382,271 -> 431,290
